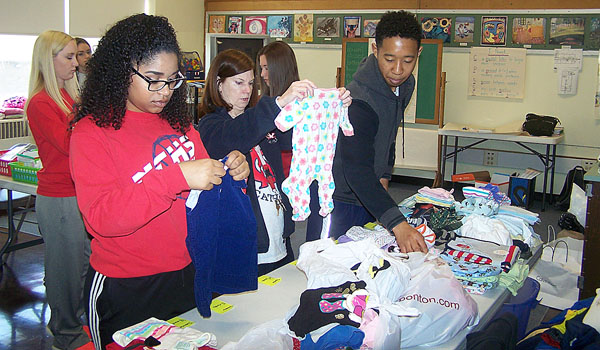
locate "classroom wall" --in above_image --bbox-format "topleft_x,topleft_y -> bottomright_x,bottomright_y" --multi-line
0,0 -> 206,54
443,51 -> 599,155
288,43 -> 600,190
293,45 -> 341,88
202,2 -> 600,194
154,0 -> 205,53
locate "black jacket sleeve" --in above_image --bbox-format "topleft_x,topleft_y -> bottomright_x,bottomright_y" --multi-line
196,96 -> 281,159
340,100 -> 406,230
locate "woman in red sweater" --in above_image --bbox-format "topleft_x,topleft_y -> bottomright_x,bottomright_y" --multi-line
69,14 -> 249,350
26,31 -> 93,350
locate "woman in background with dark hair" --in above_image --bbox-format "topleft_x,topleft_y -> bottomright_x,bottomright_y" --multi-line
257,41 -> 345,242
74,37 -> 91,87
197,49 -> 320,276
257,41 -> 299,98
70,14 -> 249,349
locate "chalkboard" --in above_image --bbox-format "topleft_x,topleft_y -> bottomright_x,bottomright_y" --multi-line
341,38 -> 443,125
341,39 -> 370,87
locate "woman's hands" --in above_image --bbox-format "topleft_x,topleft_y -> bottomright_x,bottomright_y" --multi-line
224,150 -> 250,181
278,80 -> 352,109
338,87 -> 352,108
180,150 -> 250,190
278,79 -> 317,106
179,159 -> 225,190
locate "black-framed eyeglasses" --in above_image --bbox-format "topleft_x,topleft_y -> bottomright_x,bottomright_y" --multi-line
132,68 -> 185,91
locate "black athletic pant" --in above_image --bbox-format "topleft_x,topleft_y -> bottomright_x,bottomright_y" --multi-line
84,263 -> 196,349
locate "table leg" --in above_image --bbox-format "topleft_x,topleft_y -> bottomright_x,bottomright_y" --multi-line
542,145 -> 550,211
441,135 -> 448,187
0,190 -> 15,267
550,144 -> 557,205
0,190 -> 43,269
452,136 -> 458,176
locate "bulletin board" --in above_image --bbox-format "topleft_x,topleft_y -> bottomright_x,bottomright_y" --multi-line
206,11 -> 600,51
341,38 -> 443,125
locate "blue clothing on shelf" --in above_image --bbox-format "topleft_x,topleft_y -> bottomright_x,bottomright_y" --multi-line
185,161 -> 258,317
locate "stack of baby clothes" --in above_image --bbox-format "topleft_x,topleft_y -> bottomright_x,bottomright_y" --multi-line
414,186 -> 455,208
440,236 -> 520,295
440,254 -> 502,295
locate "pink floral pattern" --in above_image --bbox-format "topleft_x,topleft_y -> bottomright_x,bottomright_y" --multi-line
274,89 -> 353,221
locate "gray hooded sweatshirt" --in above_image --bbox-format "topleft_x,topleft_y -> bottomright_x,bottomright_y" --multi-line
332,53 -> 415,230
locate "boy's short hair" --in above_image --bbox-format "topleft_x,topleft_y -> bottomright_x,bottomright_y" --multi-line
375,11 -> 422,47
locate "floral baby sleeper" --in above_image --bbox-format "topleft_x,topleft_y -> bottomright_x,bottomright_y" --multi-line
274,88 -> 353,221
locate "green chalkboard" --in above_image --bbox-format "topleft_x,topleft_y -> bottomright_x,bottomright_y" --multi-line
341,38 -> 443,125
341,39 -> 370,87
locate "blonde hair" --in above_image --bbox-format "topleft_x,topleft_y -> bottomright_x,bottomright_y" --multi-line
27,30 -> 79,115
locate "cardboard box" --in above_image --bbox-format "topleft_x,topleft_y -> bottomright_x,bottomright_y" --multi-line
508,176 -> 536,208
475,173 -> 510,193
451,171 -> 491,183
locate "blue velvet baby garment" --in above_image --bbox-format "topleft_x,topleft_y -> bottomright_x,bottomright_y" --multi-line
186,161 -> 258,317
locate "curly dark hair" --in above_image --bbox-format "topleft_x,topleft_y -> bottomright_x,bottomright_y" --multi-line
72,13 -> 190,133
375,11 -> 422,48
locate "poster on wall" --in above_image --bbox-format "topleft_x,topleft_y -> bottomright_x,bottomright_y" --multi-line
228,16 -> 242,34
454,16 -> 474,43
208,15 -> 226,33
468,47 -> 526,98
294,14 -> 314,42
344,16 -> 361,38
550,17 -> 585,46
363,19 -> 380,38
267,15 -> 292,38
421,17 -> 451,43
245,16 -> 267,35
589,17 -> 600,49
512,18 -> 546,45
481,16 -> 507,46
316,17 -> 340,38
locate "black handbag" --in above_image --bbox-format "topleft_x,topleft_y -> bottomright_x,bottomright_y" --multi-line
522,113 -> 560,136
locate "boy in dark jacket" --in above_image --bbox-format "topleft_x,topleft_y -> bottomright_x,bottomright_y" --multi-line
328,11 -> 427,253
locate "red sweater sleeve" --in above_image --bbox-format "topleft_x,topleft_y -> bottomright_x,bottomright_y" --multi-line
26,93 -> 71,156
26,90 -> 77,196
69,118 -> 194,237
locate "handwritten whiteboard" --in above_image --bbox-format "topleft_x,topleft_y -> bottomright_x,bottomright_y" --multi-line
468,47 -> 526,98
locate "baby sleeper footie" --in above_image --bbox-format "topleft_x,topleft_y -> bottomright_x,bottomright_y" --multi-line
287,280 -> 368,338
275,88 -> 353,221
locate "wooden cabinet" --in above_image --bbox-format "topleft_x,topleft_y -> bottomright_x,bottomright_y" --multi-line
581,162 -> 600,299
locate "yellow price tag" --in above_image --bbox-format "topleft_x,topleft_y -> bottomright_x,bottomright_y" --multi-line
210,299 -> 234,314
364,222 -> 378,229
166,316 -> 195,328
258,275 -> 282,286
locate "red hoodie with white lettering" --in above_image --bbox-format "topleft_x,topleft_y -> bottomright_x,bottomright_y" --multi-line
70,110 -> 209,278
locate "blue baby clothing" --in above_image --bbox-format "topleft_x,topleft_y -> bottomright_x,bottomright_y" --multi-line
300,325 -> 365,350
185,162 -> 258,317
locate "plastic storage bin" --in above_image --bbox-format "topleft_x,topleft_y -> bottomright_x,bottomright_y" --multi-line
495,277 -> 540,340
0,150 -> 18,176
9,162 -> 40,185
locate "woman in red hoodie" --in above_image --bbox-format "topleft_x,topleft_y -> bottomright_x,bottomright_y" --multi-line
69,14 -> 249,350
26,30 -> 92,350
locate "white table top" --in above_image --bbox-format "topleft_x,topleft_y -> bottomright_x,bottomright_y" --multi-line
438,128 -> 564,145
0,174 -> 38,195
180,260 -> 520,350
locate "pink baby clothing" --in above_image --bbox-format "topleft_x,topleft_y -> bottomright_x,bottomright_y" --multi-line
275,88 -> 353,221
